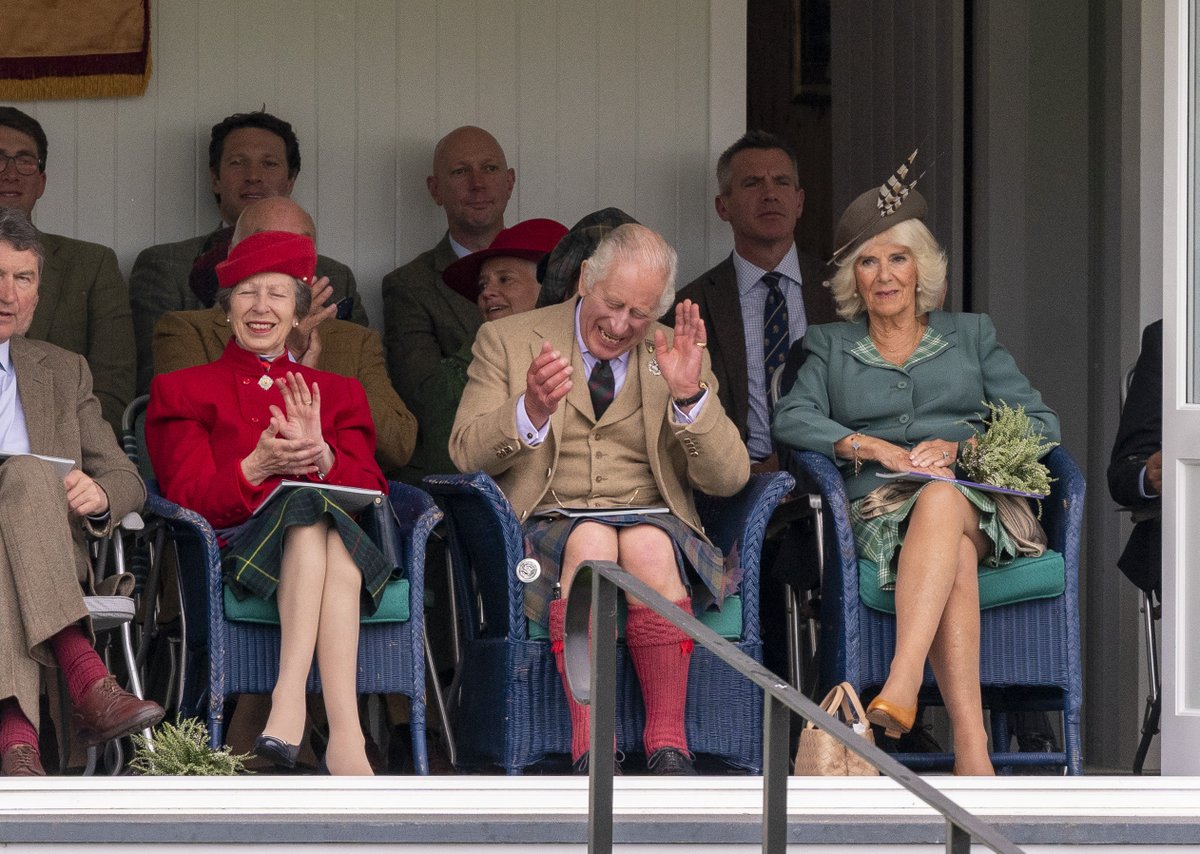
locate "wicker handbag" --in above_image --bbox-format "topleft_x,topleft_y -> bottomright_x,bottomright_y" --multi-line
793,681 -> 879,776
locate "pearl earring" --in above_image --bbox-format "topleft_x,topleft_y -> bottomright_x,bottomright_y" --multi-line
225,316 -> 231,323
293,319 -> 299,327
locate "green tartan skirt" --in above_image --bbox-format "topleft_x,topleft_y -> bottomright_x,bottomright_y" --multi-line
222,487 -> 394,614
851,482 -> 1021,592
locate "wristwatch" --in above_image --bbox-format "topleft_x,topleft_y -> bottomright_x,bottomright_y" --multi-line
673,382 -> 708,408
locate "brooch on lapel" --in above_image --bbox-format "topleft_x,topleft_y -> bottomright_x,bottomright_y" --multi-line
645,340 -> 661,376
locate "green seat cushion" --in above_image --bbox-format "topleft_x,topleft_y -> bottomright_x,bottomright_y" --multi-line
527,594 -> 743,641
859,550 -> 1065,614
223,578 -> 410,625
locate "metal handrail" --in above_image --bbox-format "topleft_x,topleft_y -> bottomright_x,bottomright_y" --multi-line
563,561 -> 1023,854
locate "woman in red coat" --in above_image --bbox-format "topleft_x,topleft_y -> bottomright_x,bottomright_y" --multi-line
147,231 -> 386,776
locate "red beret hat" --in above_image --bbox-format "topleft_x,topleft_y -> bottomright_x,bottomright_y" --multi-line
441,218 -> 568,301
216,230 -> 317,288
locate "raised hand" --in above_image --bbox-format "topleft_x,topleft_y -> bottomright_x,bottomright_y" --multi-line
287,275 -> 337,361
523,340 -> 573,428
273,371 -> 325,446
653,299 -> 706,401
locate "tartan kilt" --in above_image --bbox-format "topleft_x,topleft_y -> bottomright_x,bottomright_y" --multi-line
521,511 -> 740,626
222,487 -> 393,614
851,481 -> 1021,592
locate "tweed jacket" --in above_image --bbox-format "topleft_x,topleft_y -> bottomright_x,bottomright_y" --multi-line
449,298 -> 750,529
772,311 -> 1061,501
0,337 -> 144,723
146,340 -> 386,530
129,226 -> 367,395
26,230 -> 135,435
152,307 -> 417,479
8,336 -> 146,580
674,251 -> 838,446
1108,319 -> 1162,592
381,232 -> 482,483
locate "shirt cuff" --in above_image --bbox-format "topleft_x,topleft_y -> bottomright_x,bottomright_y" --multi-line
1139,464 -> 1158,499
671,389 -> 708,424
516,394 -> 550,446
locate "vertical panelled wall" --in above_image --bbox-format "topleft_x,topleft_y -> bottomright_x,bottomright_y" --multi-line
829,0 -> 965,308
14,0 -> 743,328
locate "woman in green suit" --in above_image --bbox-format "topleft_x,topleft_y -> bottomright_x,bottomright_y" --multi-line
772,186 -> 1059,776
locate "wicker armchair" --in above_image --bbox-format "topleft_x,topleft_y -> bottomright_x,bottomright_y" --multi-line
423,469 -> 793,774
792,445 -> 1085,774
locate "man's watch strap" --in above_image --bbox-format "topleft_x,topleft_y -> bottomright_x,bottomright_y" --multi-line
673,382 -> 708,408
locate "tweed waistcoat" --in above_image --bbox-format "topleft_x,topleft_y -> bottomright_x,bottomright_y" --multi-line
540,346 -> 664,512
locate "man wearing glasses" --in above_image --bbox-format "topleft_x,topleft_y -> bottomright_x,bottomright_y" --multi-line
0,107 -> 133,436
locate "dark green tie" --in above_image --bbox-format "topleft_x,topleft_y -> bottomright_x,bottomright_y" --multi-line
589,359 -> 614,419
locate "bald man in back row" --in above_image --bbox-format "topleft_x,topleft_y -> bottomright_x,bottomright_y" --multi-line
381,125 -> 516,485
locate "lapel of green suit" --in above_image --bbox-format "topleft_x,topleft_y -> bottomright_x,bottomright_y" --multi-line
26,230 -> 64,341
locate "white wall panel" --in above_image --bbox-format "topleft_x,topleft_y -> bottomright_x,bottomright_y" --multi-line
14,0 -> 744,330
312,1 -> 359,275
516,0 -> 560,221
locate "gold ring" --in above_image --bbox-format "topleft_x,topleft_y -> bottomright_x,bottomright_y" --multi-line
696,341 -> 707,349
942,451 -> 949,460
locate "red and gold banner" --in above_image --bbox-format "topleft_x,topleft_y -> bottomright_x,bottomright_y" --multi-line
0,0 -> 151,101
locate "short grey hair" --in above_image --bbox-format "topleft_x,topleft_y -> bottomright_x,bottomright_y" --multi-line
216,275 -> 313,319
0,207 -> 44,274
579,223 -> 678,318
827,218 -> 947,321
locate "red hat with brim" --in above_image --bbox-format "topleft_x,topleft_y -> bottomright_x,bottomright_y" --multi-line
442,218 -> 568,302
215,230 -> 317,288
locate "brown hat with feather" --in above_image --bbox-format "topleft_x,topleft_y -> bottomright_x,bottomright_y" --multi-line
830,149 -> 927,265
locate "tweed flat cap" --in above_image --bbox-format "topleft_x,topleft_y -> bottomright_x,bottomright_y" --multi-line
536,207 -> 639,307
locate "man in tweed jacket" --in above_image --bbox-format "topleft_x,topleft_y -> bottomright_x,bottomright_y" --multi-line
0,208 -> 162,777
451,224 -> 748,775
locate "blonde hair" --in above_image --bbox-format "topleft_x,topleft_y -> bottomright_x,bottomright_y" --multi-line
827,218 -> 947,321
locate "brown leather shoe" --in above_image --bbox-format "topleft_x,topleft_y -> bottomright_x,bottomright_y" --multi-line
71,675 -> 165,747
1,744 -> 46,776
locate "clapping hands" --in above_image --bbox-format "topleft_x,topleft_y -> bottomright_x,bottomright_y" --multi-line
240,371 -> 334,485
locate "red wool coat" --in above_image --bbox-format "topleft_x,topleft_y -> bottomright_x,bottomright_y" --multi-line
146,339 -> 386,529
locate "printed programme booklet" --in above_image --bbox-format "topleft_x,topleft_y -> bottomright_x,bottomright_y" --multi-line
0,452 -> 75,479
252,481 -> 385,516
876,470 -> 1046,499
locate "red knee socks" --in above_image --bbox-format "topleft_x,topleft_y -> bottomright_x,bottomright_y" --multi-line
49,624 -> 109,706
548,598 -> 592,761
625,598 -> 693,755
0,698 -> 39,754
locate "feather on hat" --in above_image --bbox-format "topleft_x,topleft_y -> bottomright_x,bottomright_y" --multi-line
830,149 -> 927,265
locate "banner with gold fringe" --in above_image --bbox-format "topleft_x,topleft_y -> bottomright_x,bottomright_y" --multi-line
0,0 -> 151,101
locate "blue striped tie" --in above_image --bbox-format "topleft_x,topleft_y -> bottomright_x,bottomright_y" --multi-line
762,272 -> 789,388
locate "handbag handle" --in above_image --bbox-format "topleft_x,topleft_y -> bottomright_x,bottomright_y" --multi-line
803,682 -> 847,731
835,681 -> 870,727
805,681 -> 871,730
